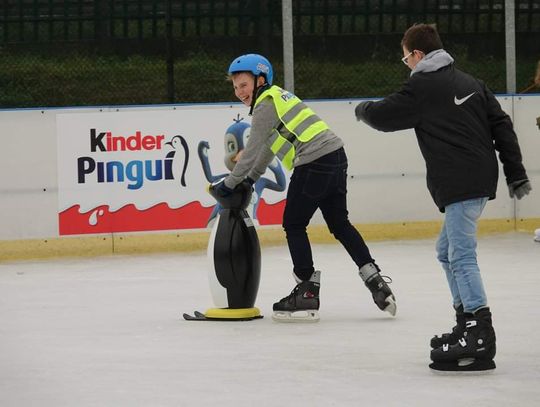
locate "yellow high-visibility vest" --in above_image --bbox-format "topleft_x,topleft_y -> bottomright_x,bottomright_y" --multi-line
254,85 -> 330,170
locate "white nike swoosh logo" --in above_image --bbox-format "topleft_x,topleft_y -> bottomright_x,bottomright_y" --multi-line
454,92 -> 476,105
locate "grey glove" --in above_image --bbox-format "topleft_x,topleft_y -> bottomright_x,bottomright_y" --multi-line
508,179 -> 532,200
355,101 -> 371,122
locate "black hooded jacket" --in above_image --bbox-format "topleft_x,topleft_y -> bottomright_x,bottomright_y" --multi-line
356,63 -> 527,212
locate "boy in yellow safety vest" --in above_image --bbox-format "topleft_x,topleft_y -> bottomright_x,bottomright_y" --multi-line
213,53 -> 396,322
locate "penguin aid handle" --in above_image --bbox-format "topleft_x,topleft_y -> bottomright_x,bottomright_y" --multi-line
208,181 -> 252,211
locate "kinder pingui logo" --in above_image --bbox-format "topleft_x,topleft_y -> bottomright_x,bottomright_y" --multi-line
77,128 -> 189,190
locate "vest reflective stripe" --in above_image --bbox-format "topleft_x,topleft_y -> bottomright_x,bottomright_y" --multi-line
269,132 -> 296,170
281,103 -> 305,124
280,104 -> 328,142
270,132 -> 287,153
280,147 -> 295,170
270,134 -> 295,170
292,113 -> 325,138
298,120 -> 329,140
255,86 -> 329,169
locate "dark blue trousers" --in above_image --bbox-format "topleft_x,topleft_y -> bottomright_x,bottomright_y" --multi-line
282,147 -> 375,281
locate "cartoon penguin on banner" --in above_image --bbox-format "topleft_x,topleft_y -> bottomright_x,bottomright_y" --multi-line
165,135 -> 189,187
197,115 -> 286,226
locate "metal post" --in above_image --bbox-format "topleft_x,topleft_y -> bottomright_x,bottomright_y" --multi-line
505,0 -> 516,94
282,0 -> 294,92
166,0 -> 175,103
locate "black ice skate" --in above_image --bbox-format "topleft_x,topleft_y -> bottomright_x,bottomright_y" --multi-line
430,307 -> 496,372
430,304 -> 465,348
272,270 -> 320,323
359,263 -> 396,316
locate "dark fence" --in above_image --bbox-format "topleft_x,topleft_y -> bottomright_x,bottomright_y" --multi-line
2,0 -> 539,43
1,1 -> 539,108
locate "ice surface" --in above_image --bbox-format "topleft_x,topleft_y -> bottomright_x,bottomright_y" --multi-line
1,232 -> 539,406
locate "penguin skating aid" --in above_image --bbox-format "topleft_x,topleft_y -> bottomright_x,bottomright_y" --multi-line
183,179 -> 263,321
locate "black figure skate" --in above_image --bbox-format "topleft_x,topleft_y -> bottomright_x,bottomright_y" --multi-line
431,304 -> 466,348
430,307 -> 496,372
359,263 -> 396,316
272,270 -> 320,322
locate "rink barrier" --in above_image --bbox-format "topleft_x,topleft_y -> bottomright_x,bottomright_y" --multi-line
1,96 -> 538,259
1,217 -> 537,262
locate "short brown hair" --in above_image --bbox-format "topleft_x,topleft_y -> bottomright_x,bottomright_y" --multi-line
401,24 -> 444,54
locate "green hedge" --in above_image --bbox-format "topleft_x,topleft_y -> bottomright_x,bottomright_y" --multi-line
0,52 -> 537,108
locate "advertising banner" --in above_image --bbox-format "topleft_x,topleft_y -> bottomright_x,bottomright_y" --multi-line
57,107 -> 288,235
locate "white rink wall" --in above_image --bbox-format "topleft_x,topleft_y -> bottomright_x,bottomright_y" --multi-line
1,95 -> 539,244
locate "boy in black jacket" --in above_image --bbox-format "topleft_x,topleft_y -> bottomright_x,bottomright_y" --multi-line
355,23 -> 531,372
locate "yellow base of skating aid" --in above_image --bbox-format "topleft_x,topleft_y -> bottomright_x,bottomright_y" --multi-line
182,307 -> 263,321
204,307 -> 262,321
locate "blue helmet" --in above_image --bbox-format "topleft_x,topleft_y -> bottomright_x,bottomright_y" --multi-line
228,54 -> 273,85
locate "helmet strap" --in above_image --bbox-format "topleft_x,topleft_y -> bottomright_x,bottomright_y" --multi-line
248,75 -> 259,116
248,75 -> 269,116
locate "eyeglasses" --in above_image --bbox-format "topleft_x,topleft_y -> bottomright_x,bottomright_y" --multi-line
401,51 -> 414,65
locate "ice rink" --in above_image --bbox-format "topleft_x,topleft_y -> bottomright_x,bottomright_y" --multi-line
1,232 -> 539,407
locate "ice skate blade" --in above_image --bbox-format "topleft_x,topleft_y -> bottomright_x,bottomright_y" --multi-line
383,295 -> 397,317
272,310 -> 320,323
429,358 -> 496,374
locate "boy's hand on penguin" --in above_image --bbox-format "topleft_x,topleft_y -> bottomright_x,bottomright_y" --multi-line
233,178 -> 255,194
211,179 -> 234,198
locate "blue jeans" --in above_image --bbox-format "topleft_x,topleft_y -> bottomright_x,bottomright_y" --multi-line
436,197 -> 489,313
283,147 -> 375,281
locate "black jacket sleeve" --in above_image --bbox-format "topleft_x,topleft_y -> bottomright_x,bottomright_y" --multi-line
355,83 -> 420,132
484,84 -> 528,184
